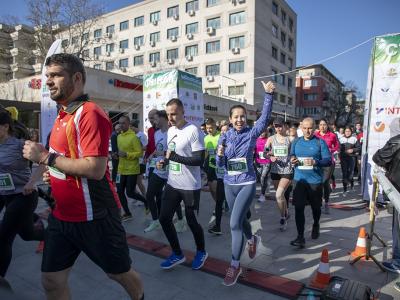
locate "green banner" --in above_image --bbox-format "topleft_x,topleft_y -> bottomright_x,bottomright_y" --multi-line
374,35 -> 400,65
143,69 -> 178,92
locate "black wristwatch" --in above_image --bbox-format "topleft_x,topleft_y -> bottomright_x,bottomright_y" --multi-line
47,153 -> 58,167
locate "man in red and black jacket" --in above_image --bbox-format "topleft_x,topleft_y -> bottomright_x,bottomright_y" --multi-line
145,109 -> 157,176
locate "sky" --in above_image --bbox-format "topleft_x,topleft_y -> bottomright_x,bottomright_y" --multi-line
2,0 -> 400,97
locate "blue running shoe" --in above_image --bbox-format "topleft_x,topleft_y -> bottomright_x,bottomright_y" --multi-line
192,251 -> 208,270
160,253 -> 186,269
382,261 -> 400,274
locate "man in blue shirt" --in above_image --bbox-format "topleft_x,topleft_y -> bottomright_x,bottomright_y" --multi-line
289,118 -> 332,248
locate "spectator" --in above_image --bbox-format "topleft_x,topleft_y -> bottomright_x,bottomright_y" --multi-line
110,123 -> 121,183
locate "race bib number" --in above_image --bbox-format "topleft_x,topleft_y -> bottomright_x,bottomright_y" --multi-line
273,145 -> 288,157
227,158 -> 248,176
149,158 -> 157,168
169,161 -> 182,175
216,167 -> 225,176
48,166 -> 67,180
0,173 -> 15,191
297,157 -> 314,170
258,151 -> 265,159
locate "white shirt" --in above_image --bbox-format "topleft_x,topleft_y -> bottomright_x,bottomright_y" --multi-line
167,123 -> 205,190
136,131 -> 148,164
153,129 -> 168,179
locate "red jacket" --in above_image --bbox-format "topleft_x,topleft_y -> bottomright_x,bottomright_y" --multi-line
315,130 -> 340,159
145,126 -> 156,159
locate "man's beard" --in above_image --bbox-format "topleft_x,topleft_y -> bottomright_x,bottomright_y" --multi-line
50,83 -> 74,102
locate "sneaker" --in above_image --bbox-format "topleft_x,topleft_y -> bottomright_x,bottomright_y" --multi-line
258,194 -> 266,203
208,214 -> 216,226
160,253 -> 186,269
222,266 -> 242,286
175,218 -> 187,233
342,191 -> 347,197
382,261 -> 400,274
208,224 -> 222,235
323,202 -> 330,214
192,251 -> 208,270
280,218 -> 287,231
290,236 -> 305,248
394,281 -> 400,292
121,213 -> 133,222
144,220 -> 160,233
311,224 -> 320,239
247,235 -> 260,259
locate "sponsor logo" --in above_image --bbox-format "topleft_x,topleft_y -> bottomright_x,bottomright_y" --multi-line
374,121 -> 385,132
376,107 -> 400,115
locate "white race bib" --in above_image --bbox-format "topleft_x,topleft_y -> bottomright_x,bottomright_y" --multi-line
0,173 -> 15,191
227,158 -> 248,176
273,145 -> 289,157
297,157 -> 314,170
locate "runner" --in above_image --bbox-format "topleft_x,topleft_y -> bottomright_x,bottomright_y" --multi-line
117,115 -> 147,220
255,129 -> 271,203
22,53 -> 144,300
339,126 -> 361,195
157,98 -> 207,270
289,117 -> 331,249
265,117 -> 293,231
315,118 -> 340,214
216,81 -> 275,286
0,111 -> 45,278
144,109 -> 157,177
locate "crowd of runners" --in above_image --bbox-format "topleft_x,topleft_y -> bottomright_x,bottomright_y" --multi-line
0,53 -> 367,299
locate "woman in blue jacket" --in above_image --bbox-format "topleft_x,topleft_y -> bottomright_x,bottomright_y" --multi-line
217,81 -> 275,286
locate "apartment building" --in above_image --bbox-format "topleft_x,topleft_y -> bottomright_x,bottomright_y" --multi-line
296,64 -> 344,122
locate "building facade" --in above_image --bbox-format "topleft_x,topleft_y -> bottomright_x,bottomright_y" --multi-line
296,64 -> 344,123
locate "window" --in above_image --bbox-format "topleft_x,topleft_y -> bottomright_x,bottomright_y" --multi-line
106,25 -> 115,34
186,0 -> 199,12
278,74 -> 285,85
150,32 -> 160,42
207,0 -> 220,7
167,27 -> 179,39
94,64 -> 101,70
150,11 -> 160,22
186,22 -> 198,34
134,16 -> 144,27
272,46 -> 278,59
288,77 -> 293,90
185,45 -> 198,56
119,58 -> 128,68
272,2 -> 278,15
229,11 -> 245,26
281,10 -> 286,25
281,31 -> 286,47
206,64 -> 220,76
207,17 -> 221,29
304,79 -> 318,87
134,55 -> 144,66
272,24 -> 278,38
289,18 -> 294,32
229,36 -> 244,49
271,68 -> 278,82
228,85 -> 244,96
229,61 -> 244,74
106,61 -> 114,71
288,97 -> 293,106
303,107 -> 318,115
206,40 -> 220,53
167,5 -> 179,18
120,39 -> 129,49
280,52 -> 286,64
82,33 -> 89,41
304,93 -> 318,101
94,29 -> 102,38
93,46 -> 101,56
82,49 -> 89,58
61,39 -> 69,47
149,52 -> 160,62
106,43 -> 114,52
185,67 -> 198,75
167,48 -> 179,60
71,36 -> 79,45
205,88 -> 221,96
288,57 -> 293,70
289,38 -> 293,52
134,36 -> 144,46
120,20 -> 129,31
280,94 -> 286,104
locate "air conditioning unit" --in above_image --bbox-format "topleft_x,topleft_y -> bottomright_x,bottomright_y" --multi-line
188,10 -> 195,16
186,33 -> 193,40
134,44 -> 140,50
150,61 -> 156,67
119,48 -> 125,54
173,14 -> 179,20
186,55 -> 193,61
206,27 -> 215,35
104,32 -> 112,38
170,36 -> 177,42
120,67 -> 127,72
106,51 -> 111,57
232,47 -> 240,54
150,40 -> 155,47
167,58 -> 174,65
152,20 -> 158,26
207,75 -> 214,82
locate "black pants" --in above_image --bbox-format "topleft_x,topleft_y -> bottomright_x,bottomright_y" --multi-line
215,179 -> 225,228
293,181 -> 323,237
146,173 -> 167,221
117,174 -> 147,215
159,185 -> 205,256
340,155 -> 356,191
0,192 -> 45,277
322,165 -> 335,202
111,159 -> 119,183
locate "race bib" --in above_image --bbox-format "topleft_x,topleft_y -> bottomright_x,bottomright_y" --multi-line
273,145 -> 288,157
116,174 -> 121,184
258,151 -> 265,159
216,167 -> 225,176
227,158 -> 248,176
149,158 -> 157,168
169,161 -> 182,175
48,166 -> 67,180
297,157 -> 314,170
0,173 -> 15,191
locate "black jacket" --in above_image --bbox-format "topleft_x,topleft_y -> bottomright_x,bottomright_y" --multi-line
372,134 -> 400,191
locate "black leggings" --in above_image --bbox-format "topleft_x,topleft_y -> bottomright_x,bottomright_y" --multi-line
159,185 -> 204,256
146,173 -> 167,221
215,179 -> 225,228
0,191 -> 45,277
340,155 -> 356,191
117,174 -> 147,215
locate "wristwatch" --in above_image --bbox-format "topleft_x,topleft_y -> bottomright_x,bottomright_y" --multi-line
47,153 -> 58,167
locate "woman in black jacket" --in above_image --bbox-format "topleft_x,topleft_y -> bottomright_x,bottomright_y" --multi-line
339,127 -> 361,194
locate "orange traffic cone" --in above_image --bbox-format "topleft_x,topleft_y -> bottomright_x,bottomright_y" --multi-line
310,248 -> 331,290
350,227 -> 367,259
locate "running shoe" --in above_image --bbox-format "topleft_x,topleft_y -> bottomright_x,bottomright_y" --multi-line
208,224 -> 222,235
121,213 -> 133,222
257,194 -> 266,203
247,235 -> 260,259
192,251 -> 208,270
175,218 -> 187,233
208,214 -> 216,226
290,236 -> 305,248
323,202 -> 330,214
160,253 -> 186,269
222,266 -> 242,286
311,224 -> 320,239
144,220 -> 160,233
382,261 -> 400,274
279,218 -> 287,231
394,281 -> 400,292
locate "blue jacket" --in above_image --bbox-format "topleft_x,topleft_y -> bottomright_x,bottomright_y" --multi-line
216,93 -> 273,184
290,135 -> 332,184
